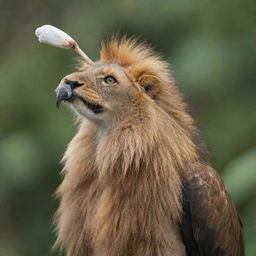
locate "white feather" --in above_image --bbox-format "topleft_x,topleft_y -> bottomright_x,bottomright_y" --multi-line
35,25 -> 76,49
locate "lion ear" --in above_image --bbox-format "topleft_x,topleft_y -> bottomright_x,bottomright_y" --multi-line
137,74 -> 161,99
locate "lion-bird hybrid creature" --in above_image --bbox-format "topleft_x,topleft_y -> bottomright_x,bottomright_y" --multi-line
52,37 -> 244,256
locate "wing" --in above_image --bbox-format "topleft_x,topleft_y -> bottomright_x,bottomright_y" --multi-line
180,163 -> 244,256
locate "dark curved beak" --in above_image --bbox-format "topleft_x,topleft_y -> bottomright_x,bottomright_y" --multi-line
55,79 -> 84,108
55,84 -> 73,108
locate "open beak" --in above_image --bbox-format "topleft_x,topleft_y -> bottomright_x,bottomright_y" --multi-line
54,78 -> 104,114
55,84 -> 73,108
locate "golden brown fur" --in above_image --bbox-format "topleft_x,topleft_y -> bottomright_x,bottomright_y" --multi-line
53,37 -> 243,256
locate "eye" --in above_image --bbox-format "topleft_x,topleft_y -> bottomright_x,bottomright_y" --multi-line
144,84 -> 153,92
103,75 -> 117,85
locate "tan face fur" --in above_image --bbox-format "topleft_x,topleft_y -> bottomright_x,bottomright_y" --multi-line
55,37 -> 179,131
59,63 -> 145,126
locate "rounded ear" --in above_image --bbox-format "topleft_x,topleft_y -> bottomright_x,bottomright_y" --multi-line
137,74 -> 161,99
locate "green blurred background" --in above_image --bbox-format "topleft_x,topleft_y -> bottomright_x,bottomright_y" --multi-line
0,0 -> 255,255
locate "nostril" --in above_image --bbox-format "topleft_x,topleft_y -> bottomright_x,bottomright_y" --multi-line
64,78 -> 84,90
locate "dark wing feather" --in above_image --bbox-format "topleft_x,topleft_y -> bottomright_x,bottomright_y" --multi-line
180,163 -> 244,256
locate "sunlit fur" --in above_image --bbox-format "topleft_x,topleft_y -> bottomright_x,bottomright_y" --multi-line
53,37 -> 240,256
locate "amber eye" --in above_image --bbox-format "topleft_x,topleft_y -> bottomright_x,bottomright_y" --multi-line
103,75 -> 117,85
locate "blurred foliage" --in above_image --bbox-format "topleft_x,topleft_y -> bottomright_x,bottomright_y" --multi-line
0,0 -> 255,255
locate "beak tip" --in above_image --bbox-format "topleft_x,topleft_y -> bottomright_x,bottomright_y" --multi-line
55,84 -> 72,109
55,95 -> 64,109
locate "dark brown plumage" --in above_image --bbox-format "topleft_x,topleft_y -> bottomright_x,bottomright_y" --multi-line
53,37 -> 244,256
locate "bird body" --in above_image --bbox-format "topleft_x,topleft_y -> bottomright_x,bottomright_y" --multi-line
54,37 -> 244,256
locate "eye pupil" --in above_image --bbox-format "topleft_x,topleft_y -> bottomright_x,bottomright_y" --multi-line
104,75 -> 117,84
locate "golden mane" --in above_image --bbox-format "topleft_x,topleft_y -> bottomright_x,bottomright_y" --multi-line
100,36 -> 173,85
54,36 -> 208,256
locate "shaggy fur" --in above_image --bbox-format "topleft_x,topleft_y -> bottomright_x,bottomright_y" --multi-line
53,37 -> 244,256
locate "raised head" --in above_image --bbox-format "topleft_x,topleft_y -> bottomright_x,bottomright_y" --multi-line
55,37 -> 182,128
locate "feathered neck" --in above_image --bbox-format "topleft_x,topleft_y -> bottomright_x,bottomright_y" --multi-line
90,97 -> 198,182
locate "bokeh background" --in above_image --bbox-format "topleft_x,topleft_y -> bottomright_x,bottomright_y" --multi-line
0,0 -> 255,255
